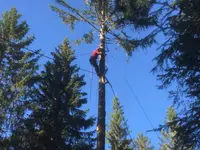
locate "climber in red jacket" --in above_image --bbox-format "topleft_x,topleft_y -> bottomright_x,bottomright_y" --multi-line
89,47 -> 102,76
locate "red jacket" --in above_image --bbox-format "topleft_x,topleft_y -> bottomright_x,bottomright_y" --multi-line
91,48 -> 101,59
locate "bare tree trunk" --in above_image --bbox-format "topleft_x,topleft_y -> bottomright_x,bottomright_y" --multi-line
97,0 -> 106,150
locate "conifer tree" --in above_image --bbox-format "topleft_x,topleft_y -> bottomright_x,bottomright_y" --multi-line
159,107 -> 194,150
107,97 -> 133,150
50,1 -> 157,149
159,107 -> 177,150
8,38 -> 95,149
0,8 -> 39,140
153,0 -> 200,148
135,133 -> 154,150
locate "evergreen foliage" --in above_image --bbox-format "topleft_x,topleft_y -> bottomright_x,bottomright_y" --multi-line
107,97 -> 133,150
50,1 -> 157,149
159,107 -> 194,150
159,107 -> 177,150
50,0 -> 157,56
0,8 -> 95,149
153,0 -> 200,148
134,133 -> 154,150
8,38 -> 96,149
0,8 -> 39,140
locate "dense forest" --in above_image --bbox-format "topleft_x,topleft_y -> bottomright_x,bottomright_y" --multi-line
0,0 -> 199,150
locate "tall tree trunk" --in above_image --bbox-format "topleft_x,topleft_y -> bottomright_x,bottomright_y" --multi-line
97,0 -> 106,150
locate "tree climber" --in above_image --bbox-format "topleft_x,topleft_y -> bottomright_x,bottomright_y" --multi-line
89,46 -> 102,76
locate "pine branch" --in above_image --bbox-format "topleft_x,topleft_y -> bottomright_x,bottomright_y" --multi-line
50,0 -> 100,32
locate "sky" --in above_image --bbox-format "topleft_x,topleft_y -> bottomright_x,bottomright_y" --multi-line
0,0 -> 172,149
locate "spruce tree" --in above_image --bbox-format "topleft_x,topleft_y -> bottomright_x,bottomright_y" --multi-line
159,107 -> 194,150
9,38 -> 95,149
135,133 -> 154,150
0,8 -> 39,140
50,1 -> 156,149
159,107 -> 177,150
153,0 -> 200,148
107,97 -> 133,150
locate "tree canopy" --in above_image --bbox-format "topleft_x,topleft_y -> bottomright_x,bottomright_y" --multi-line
1,0 -> 200,149
50,0 -> 157,56
153,0 -> 200,148
135,133 -> 154,150
8,38 -> 96,149
0,8 -> 39,140
107,97 -> 133,150
0,8 -> 96,149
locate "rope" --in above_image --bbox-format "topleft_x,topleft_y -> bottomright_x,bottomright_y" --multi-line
1,35 -> 159,145
76,52 -> 91,57
106,75 -> 159,146
0,38 -> 96,75
89,65 -> 93,107
106,49 -> 159,139
124,77 -> 160,138
105,77 -> 135,148
95,85 -> 98,116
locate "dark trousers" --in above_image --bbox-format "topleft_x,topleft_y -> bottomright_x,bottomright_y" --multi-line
89,57 -> 99,75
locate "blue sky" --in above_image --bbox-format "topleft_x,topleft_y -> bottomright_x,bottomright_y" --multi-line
0,0 -> 172,149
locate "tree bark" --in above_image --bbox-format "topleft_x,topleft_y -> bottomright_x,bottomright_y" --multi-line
97,0 -> 106,150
